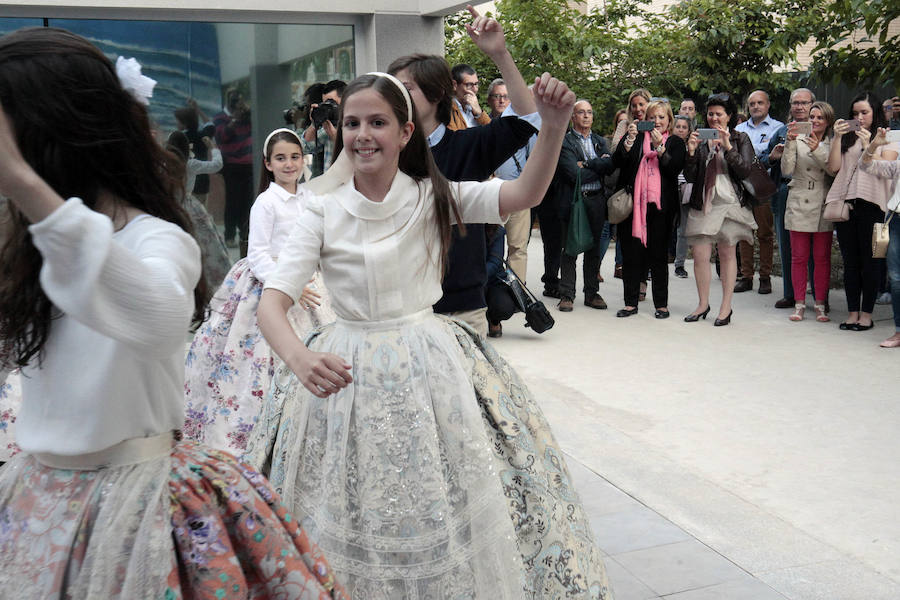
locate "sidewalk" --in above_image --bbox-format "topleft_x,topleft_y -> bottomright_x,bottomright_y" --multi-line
494,231 -> 899,600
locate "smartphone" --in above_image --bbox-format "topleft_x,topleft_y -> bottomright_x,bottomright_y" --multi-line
793,121 -> 812,135
697,128 -> 719,140
637,121 -> 655,132
845,119 -> 861,132
887,130 -> 900,143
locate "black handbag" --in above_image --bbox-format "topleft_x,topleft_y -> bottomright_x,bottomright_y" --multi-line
498,259 -> 555,334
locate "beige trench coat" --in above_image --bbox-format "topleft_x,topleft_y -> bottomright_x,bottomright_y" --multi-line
782,136 -> 834,233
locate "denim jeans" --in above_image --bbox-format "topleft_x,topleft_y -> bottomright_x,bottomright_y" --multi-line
597,222 -> 613,268
771,184 -> 791,298
886,212 -> 900,331
674,203 -> 690,268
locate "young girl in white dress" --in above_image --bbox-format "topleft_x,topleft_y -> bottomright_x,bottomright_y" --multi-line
0,27 -> 346,599
185,128 -> 334,454
246,65 -> 612,598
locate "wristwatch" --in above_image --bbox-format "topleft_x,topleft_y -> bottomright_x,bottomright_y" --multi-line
656,144 -> 665,154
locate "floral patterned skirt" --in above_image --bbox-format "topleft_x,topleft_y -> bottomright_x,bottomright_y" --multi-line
0,437 -> 348,599
244,311 -> 612,599
184,194 -> 232,292
0,368 -> 21,463
184,258 -> 335,454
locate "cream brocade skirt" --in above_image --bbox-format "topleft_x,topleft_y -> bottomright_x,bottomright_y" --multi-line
685,173 -> 757,246
244,310 -> 612,599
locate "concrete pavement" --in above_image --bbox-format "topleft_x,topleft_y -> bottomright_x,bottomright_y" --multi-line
493,231 -> 899,600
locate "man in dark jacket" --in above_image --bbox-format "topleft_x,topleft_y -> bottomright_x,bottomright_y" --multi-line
551,100 -> 615,311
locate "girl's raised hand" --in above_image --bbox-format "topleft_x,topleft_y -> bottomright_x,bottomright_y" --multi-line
531,73 -> 575,129
464,5 -> 507,59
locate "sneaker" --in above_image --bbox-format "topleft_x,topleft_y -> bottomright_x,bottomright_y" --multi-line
758,277 -> 772,295
674,266 -> 688,278
584,295 -> 608,309
876,292 -> 892,305
733,278 -> 753,293
558,298 -> 574,312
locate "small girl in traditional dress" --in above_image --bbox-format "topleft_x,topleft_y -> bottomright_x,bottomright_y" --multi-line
184,128 -> 334,454
247,59 -> 613,597
0,27 -> 346,599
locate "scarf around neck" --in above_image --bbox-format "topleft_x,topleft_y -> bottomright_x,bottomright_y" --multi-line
632,131 -> 667,246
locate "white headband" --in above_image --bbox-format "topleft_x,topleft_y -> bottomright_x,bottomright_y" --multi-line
263,128 -> 304,157
367,71 -> 413,123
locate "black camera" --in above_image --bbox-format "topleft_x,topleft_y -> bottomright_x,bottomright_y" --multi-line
283,101 -> 308,126
311,99 -> 339,129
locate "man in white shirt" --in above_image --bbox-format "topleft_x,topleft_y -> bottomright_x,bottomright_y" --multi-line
734,90 -> 783,295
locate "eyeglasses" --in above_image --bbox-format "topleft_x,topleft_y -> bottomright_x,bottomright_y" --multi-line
790,100 -> 812,106
488,94 -> 509,100
461,82 -> 478,90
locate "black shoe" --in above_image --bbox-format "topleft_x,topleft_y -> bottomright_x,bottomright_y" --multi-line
616,307 -> 638,317
850,321 -> 874,331
734,278 -> 752,293
674,266 -> 688,278
654,309 -> 670,319
542,287 -> 561,299
684,306 -> 710,322
774,297 -> 795,309
714,309 -> 733,327
487,323 -> 502,338
839,321 -> 854,330
758,277 -> 772,295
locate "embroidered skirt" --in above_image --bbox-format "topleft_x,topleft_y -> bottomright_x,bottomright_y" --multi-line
184,258 -> 335,454
0,368 -> 21,463
0,435 -> 348,599
244,311 -> 612,599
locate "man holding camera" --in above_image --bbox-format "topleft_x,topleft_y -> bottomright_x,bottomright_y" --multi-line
734,90 -> 782,295
213,88 -> 253,255
300,79 -> 345,178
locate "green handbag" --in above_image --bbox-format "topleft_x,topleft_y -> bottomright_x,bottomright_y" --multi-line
565,168 -> 594,256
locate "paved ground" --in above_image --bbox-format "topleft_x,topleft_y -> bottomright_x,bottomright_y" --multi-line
492,231 -> 899,599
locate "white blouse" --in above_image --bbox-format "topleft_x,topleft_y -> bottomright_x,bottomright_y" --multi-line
247,181 -> 307,283
17,199 -> 200,455
265,171 -> 504,321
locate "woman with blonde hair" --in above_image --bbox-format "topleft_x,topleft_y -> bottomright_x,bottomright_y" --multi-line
613,100 -> 686,318
782,100 -> 836,322
612,88 -> 651,150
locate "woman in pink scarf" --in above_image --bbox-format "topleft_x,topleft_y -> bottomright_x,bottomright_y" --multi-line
612,100 -> 686,318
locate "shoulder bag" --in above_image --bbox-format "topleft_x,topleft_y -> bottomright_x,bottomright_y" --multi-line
824,155 -> 860,223
607,187 -> 633,224
741,154 -> 777,205
565,168 -> 594,256
873,211 -> 894,258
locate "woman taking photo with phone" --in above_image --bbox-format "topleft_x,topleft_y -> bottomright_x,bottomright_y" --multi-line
826,92 -> 898,331
682,92 -> 757,326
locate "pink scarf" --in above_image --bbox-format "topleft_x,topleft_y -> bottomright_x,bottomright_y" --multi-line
632,132 -> 667,246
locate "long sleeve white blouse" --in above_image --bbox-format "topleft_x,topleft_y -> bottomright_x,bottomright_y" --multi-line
17,199 -> 201,455
246,181 -> 308,283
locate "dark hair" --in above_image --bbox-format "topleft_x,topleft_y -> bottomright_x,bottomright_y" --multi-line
257,129 -> 304,195
387,54 -> 455,126
673,114 -> 695,132
705,92 -> 739,129
841,91 -> 885,154
334,74 -> 463,273
451,63 -> 477,84
0,27 -> 206,368
322,79 -> 347,99
303,82 -> 325,105
166,130 -> 191,163
173,106 -> 199,132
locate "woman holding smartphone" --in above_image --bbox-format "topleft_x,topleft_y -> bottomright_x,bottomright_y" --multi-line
826,92 -> 898,331
682,93 -> 757,326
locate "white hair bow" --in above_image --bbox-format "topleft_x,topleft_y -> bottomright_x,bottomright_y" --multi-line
116,56 -> 156,106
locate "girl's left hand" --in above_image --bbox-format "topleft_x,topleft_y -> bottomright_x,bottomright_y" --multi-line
465,5 -> 506,58
531,73 -> 575,129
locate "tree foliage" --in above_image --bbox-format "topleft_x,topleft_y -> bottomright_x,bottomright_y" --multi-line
807,0 -> 900,87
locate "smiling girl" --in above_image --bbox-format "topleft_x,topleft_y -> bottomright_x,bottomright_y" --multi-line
247,71 -> 612,598
184,128 -> 334,454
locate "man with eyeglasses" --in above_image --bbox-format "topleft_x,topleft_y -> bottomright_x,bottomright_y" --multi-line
449,63 -> 491,129
760,87 -> 817,309
486,78 -> 511,118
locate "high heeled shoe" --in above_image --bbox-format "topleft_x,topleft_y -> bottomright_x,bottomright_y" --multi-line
714,309 -> 733,327
683,306 -> 710,322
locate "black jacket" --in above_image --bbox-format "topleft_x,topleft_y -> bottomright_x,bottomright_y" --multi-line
612,131 -> 686,215
552,130 -> 615,221
683,130 -> 755,210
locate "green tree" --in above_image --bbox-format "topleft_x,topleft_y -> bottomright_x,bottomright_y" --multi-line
807,0 -> 900,87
